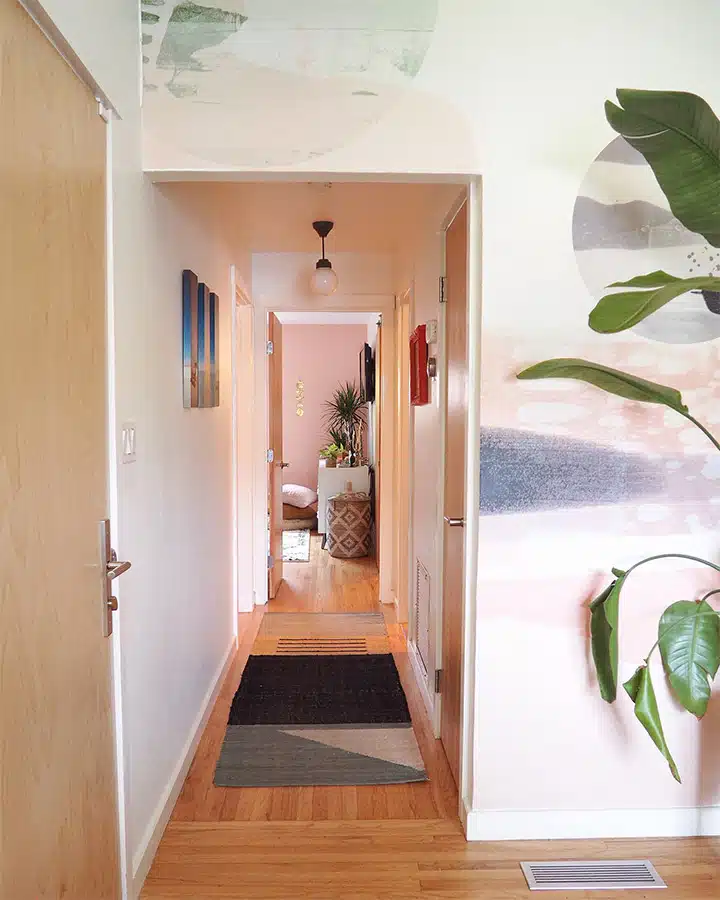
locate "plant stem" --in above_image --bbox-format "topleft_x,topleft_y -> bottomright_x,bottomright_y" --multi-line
700,587 -> 720,605
680,411 -> 720,455
623,553 -> 720,578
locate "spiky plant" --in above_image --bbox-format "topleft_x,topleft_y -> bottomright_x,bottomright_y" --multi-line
324,381 -> 366,464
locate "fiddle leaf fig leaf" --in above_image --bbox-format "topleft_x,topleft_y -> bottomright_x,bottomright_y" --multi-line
589,577 -> 625,702
516,359 -> 688,415
605,89 -> 720,246
658,600 -> 720,717
623,665 -> 681,783
589,273 -> 720,333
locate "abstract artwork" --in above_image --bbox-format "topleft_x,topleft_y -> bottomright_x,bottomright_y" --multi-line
182,269 -> 219,408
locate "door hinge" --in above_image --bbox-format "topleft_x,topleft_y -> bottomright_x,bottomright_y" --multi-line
266,448 -> 274,463
434,669 -> 442,693
268,553 -> 275,569
439,276 -> 446,303
266,340 -> 274,355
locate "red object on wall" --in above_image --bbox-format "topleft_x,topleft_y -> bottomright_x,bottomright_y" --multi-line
410,324 -> 429,406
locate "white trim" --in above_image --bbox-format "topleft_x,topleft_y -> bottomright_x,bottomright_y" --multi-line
407,639 -> 437,728
230,268 -> 239,634
459,180 -> 483,827
130,638 -> 237,898
464,805 -> 720,842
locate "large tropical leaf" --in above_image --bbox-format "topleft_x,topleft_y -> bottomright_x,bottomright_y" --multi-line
658,600 -> 720,717
589,576 -> 625,702
623,665 -> 681,783
589,271 -> 720,333
605,90 -> 720,246
516,359 -> 688,414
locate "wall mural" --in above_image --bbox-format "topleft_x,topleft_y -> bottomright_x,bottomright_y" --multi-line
480,137 -> 720,538
141,1 -> 439,168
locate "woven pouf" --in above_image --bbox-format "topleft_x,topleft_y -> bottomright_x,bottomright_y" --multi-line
326,492 -> 372,559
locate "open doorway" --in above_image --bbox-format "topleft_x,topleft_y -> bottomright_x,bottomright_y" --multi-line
267,311 -> 382,606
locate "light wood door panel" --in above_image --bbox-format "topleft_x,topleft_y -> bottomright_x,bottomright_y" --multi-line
268,313 -> 284,598
440,201 -> 468,787
394,301 -> 411,623
0,1 -> 119,896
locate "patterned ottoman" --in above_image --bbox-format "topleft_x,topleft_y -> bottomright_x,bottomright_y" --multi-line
326,492 -> 372,559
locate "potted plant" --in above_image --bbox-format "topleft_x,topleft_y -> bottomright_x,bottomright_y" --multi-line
319,443 -> 343,468
517,89 -> 720,782
324,381 -> 367,467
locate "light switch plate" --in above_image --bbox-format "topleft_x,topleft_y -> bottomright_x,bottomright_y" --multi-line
121,422 -> 136,463
426,319 -> 438,344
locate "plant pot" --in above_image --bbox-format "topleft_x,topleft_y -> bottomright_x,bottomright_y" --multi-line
324,457 -> 336,468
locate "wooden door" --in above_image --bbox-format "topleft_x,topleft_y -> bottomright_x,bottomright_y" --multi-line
0,2 -> 120,897
440,201 -> 468,787
268,313 -> 284,598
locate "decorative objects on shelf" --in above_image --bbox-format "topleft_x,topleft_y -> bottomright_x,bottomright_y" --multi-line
310,220 -> 339,295
295,379 -> 304,417
410,324 -> 429,405
182,269 -> 220,409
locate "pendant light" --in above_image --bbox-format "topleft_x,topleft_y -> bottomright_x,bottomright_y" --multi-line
310,220 -> 339,295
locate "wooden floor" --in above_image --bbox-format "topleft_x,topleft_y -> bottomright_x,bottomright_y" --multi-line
141,536 -> 720,898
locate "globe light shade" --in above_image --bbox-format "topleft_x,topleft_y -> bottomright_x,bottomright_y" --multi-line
310,261 -> 339,296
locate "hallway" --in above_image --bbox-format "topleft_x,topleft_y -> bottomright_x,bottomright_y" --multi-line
147,536 -> 456,831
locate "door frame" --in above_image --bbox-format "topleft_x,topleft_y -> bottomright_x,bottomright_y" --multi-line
249,298 -> 396,608
230,265 -> 255,616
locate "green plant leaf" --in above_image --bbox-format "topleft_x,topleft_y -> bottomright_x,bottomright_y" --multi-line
516,359 -> 688,414
605,89 -> 720,246
589,272 -> 720,333
589,577 -> 625,702
658,600 -> 720,717
623,665 -> 681,782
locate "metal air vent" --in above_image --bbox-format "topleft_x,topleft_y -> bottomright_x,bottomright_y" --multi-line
520,860 -> 666,891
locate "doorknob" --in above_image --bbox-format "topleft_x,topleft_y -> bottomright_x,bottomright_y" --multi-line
444,516 -> 465,527
99,520 -> 131,637
278,461 -> 290,468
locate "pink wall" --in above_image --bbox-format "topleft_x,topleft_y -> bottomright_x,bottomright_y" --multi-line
281,324 -> 367,491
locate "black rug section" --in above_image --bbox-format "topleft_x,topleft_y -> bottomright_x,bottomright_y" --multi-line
227,654 -> 411,726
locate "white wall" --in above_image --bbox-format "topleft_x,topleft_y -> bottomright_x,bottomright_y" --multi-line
117,182 -> 237,881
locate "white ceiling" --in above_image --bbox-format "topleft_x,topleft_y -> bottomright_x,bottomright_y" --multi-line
275,311 -> 379,326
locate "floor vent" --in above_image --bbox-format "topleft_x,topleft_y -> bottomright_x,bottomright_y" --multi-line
520,860 -> 666,891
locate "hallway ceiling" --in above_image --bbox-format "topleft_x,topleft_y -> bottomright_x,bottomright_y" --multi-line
141,1 -> 439,170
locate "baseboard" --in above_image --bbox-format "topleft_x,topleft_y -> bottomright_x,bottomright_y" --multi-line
406,639 -> 435,726
464,805 -> 720,841
130,637 -> 237,898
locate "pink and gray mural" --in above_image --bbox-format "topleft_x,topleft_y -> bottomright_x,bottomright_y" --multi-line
141,1 -> 439,168
481,137 -> 720,538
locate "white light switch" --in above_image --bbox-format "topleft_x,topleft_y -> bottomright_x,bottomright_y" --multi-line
426,319 -> 438,344
121,423 -> 136,463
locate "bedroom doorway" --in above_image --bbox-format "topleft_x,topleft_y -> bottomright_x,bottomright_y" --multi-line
267,310 -> 383,602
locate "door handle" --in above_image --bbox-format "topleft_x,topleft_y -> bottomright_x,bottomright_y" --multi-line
99,520 -> 131,637
444,516 -> 465,527
278,461 -> 290,468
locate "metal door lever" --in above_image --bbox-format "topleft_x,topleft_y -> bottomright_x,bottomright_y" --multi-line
444,516 -> 465,527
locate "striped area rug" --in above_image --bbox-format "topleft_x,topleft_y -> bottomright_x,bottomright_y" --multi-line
214,613 -> 427,788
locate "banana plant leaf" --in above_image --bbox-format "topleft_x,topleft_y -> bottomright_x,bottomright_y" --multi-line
623,665 -> 681,783
658,600 -> 720,717
589,271 -> 720,333
605,90 -> 720,246
516,359 -> 688,414
589,575 -> 625,702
